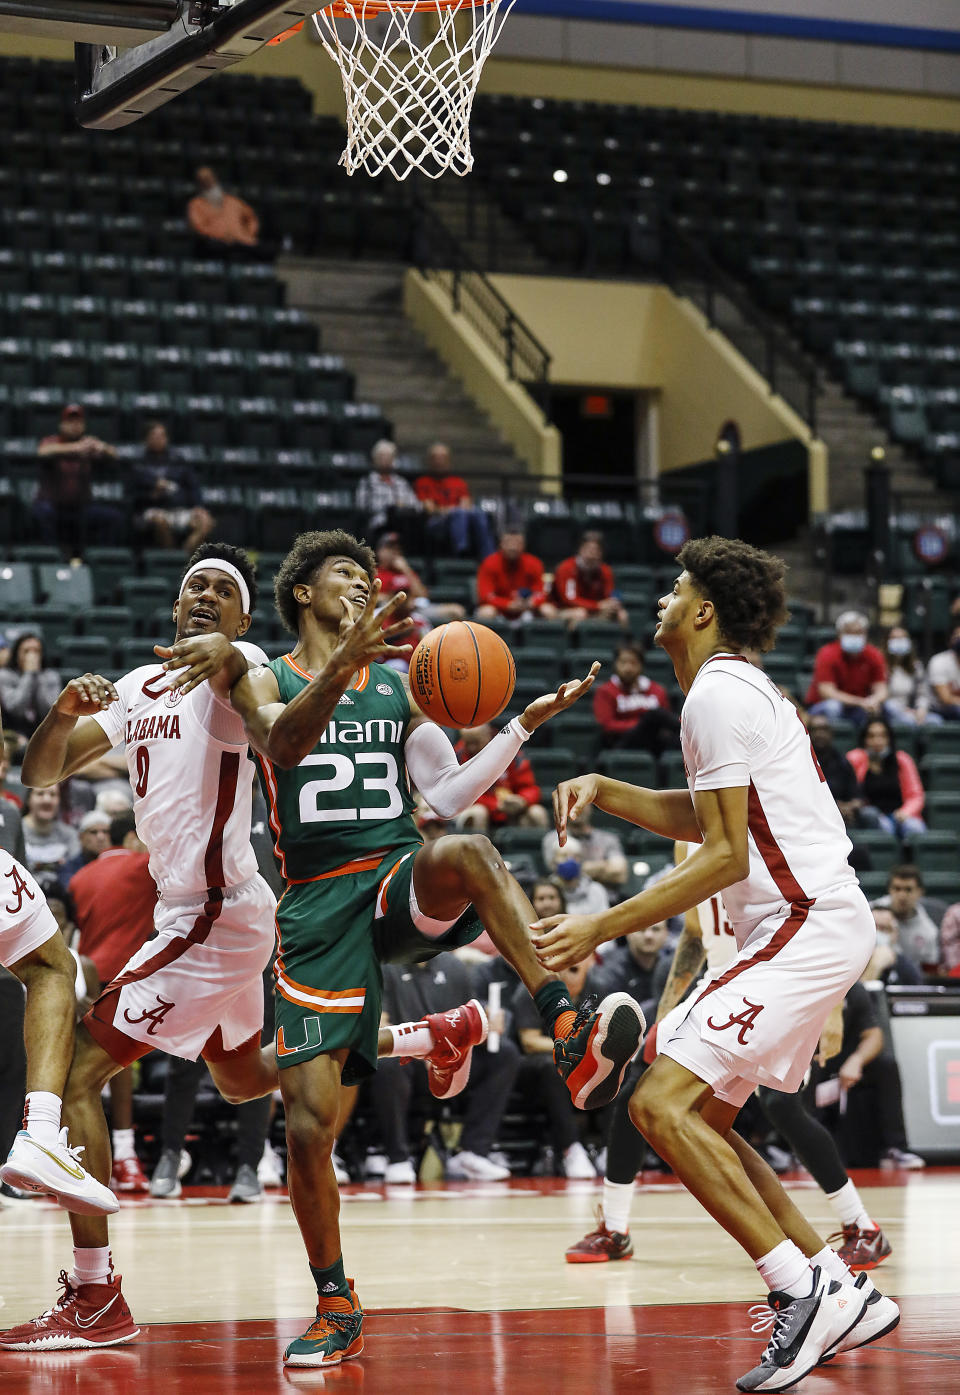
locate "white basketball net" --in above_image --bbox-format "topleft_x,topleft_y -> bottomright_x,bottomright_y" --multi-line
312,1 -> 516,180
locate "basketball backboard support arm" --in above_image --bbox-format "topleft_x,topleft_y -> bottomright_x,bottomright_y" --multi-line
73,0 -> 321,129
0,0 -> 176,46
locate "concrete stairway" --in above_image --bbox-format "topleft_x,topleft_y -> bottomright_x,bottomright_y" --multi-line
414,174 -> 546,275
277,256 -> 522,479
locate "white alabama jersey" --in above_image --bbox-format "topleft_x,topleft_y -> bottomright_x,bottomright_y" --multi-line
677,841 -> 737,974
92,641 -> 268,897
680,654 -> 855,933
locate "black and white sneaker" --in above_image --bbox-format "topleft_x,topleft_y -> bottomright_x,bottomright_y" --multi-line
736,1266 -> 866,1393
819,1271 -> 900,1363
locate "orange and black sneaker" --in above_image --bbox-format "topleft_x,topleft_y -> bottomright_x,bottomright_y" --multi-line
565,1207 -> 634,1263
554,993 -> 646,1109
832,1224 -> 892,1271
284,1290 -> 363,1367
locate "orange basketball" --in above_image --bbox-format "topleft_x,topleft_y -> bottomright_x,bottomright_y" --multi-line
409,621 -> 516,729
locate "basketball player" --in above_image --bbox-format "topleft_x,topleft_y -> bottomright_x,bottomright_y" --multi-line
228,528 -> 646,1368
0,542 -> 479,1354
567,842 -> 892,1275
0,704 -> 118,1217
533,537 -> 899,1392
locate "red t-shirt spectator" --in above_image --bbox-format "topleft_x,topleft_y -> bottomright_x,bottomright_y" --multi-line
805,641 -> 887,708
593,673 -> 670,735
552,555 -> 616,612
415,474 -> 470,509
476,551 -> 547,613
69,847 -> 157,985
454,739 -> 541,824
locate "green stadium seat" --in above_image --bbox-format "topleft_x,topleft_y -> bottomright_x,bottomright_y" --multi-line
849,829 -> 900,872
84,606 -> 135,644
597,750 -> 657,786
86,547 -> 135,604
527,747 -> 577,794
905,831 -> 960,873
10,545 -> 61,564
920,755 -> 960,791
57,635 -> 113,674
924,792 -> 960,833
15,603 -> 74,649
856,871 -> 889,902
124,577 -> 172,624
922,727 -> 960,758
247,487 -> 303,552
37,562 -> 94,612
572,621 -> 630,656
115,635 -> 167,671
659,749 -> 687,787
515,646 -> 564,689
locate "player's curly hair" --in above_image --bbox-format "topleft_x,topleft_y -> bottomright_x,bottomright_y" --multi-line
274,529 -> 376,636
677,536 -> 788,654
181,542 -> 258,614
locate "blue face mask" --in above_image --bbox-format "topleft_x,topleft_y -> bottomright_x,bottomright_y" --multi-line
840,633 -> 866,655
554,859 -> 580,880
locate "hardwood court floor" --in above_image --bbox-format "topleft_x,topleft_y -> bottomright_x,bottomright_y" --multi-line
1,1169 -> 957,1394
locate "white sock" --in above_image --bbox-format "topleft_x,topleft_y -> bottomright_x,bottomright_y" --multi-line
811,1244 -> 854,1287
602,1178 -> 635,1235
826,1179 -> 873,1231
70,1246 -> 113,1288
756,1240 -> 815,1298
385,1022 -> 434,1058
112,1128 -> 136,1162
23,1091 -> 62,1147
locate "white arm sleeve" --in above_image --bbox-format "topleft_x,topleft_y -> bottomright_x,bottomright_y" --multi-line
405,717 -> 531,820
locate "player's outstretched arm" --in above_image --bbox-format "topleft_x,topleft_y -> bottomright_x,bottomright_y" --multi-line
533,784 -> 748,971
553,773 -> 700,847
21,675 -> 116,788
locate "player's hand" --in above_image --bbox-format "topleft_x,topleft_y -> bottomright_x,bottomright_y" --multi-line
156,633 -> 236,695
55,673 -> 118,717
815,1001 -> 844,1066
531,913 -> 605,971
519,662 -> 601,735
552,773 -> 600,847
335,578 -> 413,668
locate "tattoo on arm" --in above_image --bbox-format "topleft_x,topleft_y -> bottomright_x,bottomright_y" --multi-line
655,929 -> 707,1023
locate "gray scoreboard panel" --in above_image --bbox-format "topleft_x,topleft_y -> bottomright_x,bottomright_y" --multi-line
886,987 -> 960,1161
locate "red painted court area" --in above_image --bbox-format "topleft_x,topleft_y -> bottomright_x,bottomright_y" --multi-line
0,1297 -> 957,1395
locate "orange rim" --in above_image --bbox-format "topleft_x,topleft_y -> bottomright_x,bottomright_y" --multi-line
324,0 -> 486,14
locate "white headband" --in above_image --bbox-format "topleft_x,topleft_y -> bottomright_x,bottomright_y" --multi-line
179,560 -> 251,615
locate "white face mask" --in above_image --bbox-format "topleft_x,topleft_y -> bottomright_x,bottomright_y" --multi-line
887,637 -> 911,657
204,184 -> 224,205
840,633 -> 866,655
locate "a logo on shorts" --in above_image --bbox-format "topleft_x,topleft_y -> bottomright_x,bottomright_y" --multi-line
3,862 -> 36,916
277,1016 -> 323,1057
706,996 -> 765,1045
123,995 -> 175,1035
376,683 -> 392,695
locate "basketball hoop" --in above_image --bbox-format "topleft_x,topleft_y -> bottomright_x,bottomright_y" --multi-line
313,0 -> 516,180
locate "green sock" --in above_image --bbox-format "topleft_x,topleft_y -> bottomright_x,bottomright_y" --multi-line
309,1256 -> 350,1301
534,980 -> 574,1035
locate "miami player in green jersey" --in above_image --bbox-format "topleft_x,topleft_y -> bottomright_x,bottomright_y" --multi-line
229,529 -> 647,1369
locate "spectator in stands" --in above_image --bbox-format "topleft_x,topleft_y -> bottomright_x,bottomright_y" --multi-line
0,629 -> 10,670
873,865 -> 944,978
884,625 -> 939,727
927,623 -> 960,721
0,754 -> 24,859
187,166 -> 261,254
862,906 -> 923,987
541,803 -> 627,894
453,721 -> 548,832
414,442 -> 495,559
545,836 -> 611,917
59,808 -> 111,885
21,785 -> 79,879
808,981 -> 923,1170
133,421 -> 215,553
846,717 -> 926,839
806,610 -> 888,727
375,531 -> 465,640
356,440 -> 422,543
373,953 -> 519,1183
514,942 -> 599,1178
0,633 -> 62,745
34,403 -> 121,553
588,919 -> 672,1026
938,899 -> 960,979
807,714 -> 863,827
592,641 -> 679,757
551,531 -> 629,630
474,528 -> 558,623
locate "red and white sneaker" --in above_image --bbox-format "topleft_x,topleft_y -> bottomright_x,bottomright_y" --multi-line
0,1271 -> 139,1350
110,1156 -> 149,1195
423,999 -> 488,1099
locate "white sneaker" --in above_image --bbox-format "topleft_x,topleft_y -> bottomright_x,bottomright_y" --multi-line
257,1141 -> 284,1188
446,1151 -> 510,1181
332,1151 -> 350,1185
385,1159 -> 417,1184
820,1272 -> 900,1362
736,1267 -> 867,1392
364,1152 -> 387,1179
880,1146 -> 925,1170
563,1142 -> 597,1179
0,1129 -> 119,1216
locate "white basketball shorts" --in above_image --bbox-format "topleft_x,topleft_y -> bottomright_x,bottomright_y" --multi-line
86,873 -> 276,1066
658,882 -> 876,1108
0,853 -> 59,969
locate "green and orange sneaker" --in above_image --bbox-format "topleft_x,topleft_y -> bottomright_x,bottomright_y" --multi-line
283,1290 -> 363,1367
554,993 -> 646,1109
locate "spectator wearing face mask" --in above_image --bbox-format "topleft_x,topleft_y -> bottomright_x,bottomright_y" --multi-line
546,836 -> 611,917
846,717 -> 926,839
187,166 -> 261,253
862,906 -> 923,986
883,626 -> 939,727
873,865 -> 945,977
927,623 -> 960,721
806,610 -> 888,727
